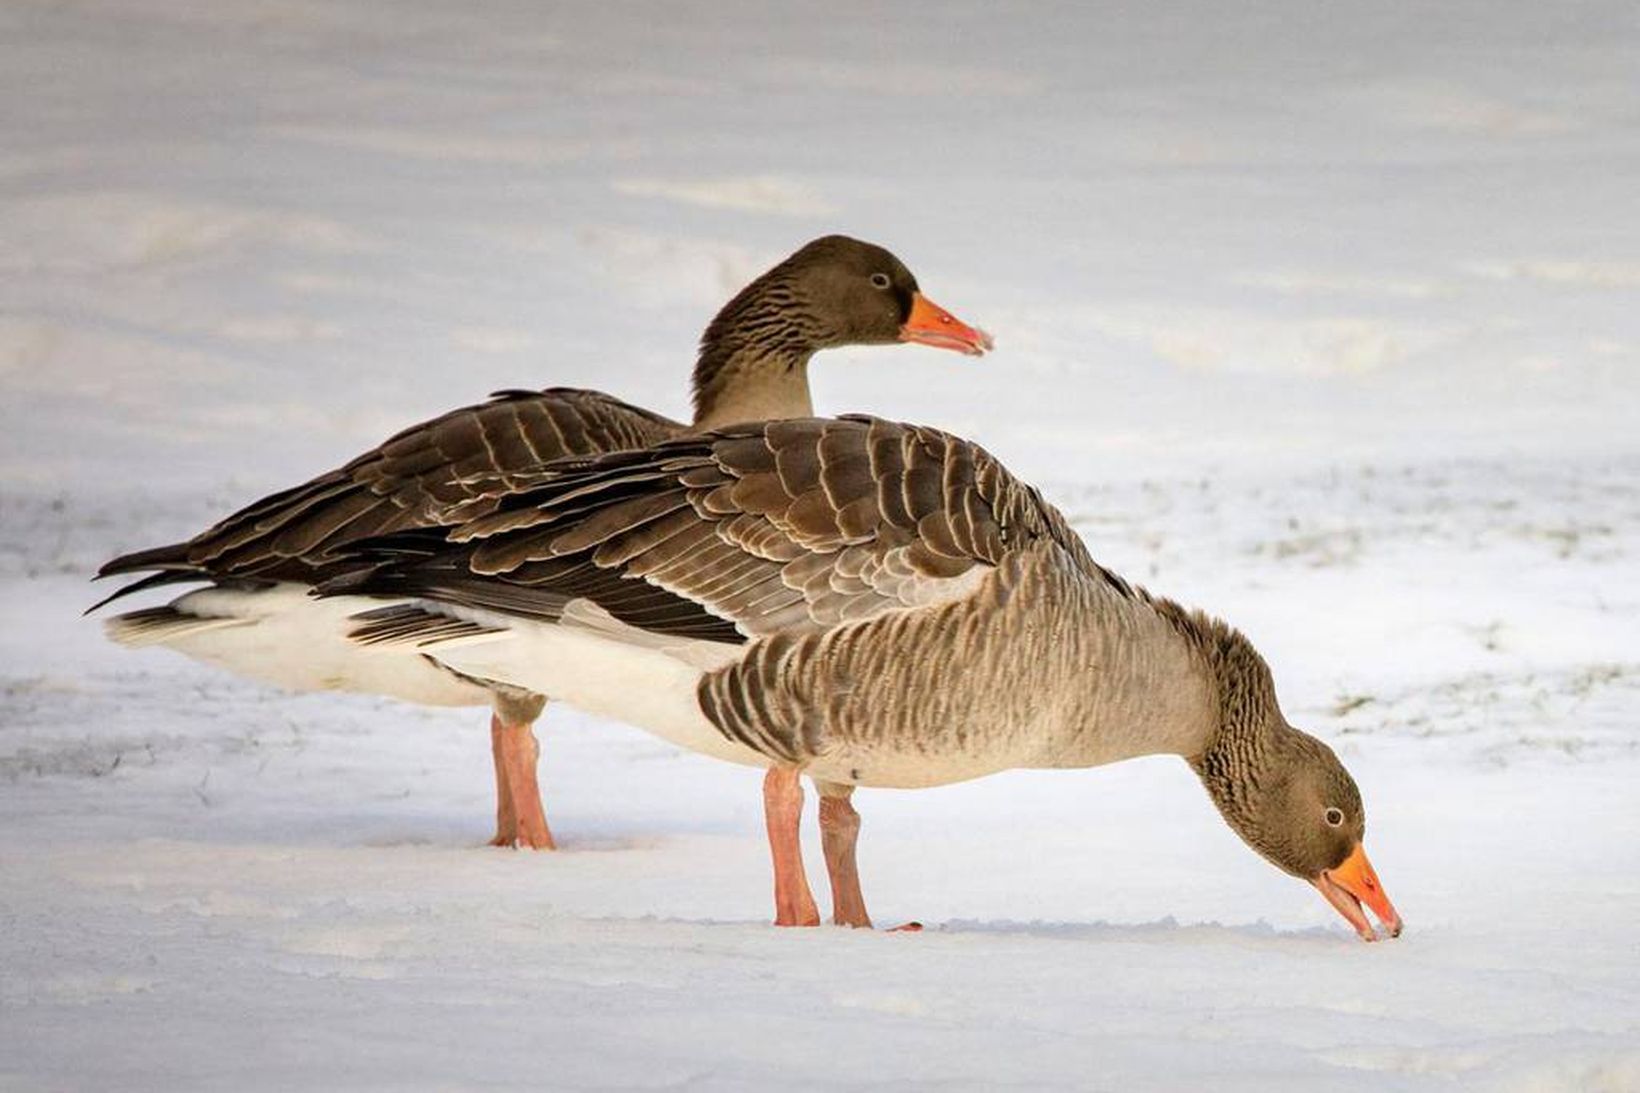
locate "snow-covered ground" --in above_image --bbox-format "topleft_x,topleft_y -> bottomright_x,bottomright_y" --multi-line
3,1 -> 1638,1089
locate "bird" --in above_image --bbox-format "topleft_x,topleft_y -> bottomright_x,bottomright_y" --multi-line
313,414 -> 1404,941
92,236 -> 993,851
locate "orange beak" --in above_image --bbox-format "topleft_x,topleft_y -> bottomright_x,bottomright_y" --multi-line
1311,843 -> 1403,942
899,292 -> 994,356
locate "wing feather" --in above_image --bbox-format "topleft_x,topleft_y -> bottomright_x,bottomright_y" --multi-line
323,417 -> 1101,647
95,389 -> 683,601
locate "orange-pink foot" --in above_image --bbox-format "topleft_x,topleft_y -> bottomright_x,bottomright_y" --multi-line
489,715 -> 555,851
764,768 -> 819,926
819,791 -> 875,928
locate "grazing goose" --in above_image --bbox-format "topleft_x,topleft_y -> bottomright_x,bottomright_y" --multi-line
320,416 -> 1403,941
93,236 -> 992,851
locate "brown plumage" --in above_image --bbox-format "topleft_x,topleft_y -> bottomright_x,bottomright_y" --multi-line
94,388 -> 678,597
325,416 -> 1403,940
339,417 -> 1096,640
93,236 -> 992,851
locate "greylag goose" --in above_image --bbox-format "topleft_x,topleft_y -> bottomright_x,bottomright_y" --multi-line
93,236 -> 992,851
319,416 -> 1404,941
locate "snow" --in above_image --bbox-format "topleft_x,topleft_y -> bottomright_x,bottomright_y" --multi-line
3,0 -> 1638,1088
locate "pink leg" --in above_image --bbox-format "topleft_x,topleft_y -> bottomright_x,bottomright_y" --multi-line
489,719 -> 518,846
819,789 -> 871,928
763,767 -> 819,927
488,714 -> 555,850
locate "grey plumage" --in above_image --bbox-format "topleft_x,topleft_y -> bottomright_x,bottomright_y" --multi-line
328,413 -> 1395,917
320,415 -> 1178,781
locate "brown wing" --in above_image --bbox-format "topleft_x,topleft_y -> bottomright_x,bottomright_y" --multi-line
94,388 -> 683,601
327,416 -> 1103,645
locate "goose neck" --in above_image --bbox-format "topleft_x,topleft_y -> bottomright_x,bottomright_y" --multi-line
1188,631 -> 1292,824
690,343 -> 816,431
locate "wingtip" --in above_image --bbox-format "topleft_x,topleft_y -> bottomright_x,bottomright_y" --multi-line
83,568 -> 203,615
95,542 -> 194,579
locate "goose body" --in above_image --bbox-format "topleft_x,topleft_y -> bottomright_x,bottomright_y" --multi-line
326,416 -> 1403,940
95,237 -> 992,848
322,419 -> 1212,786
355,540 -> 1208,788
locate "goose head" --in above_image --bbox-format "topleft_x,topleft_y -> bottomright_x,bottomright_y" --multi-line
1215,729 -> 1402,941
692,234 -> 991,426
1192,641 -> 1403,941
698,231 -> 990,364
777,234 -> 994,356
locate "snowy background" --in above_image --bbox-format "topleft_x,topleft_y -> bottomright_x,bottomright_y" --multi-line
3,1 -> 1638,1089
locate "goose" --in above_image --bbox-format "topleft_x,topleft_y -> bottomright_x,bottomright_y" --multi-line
93,236 -> 992,851
317,415 -> 1404,941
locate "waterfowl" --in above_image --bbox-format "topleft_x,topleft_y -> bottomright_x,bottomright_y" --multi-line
320,416 -> 1404,940
93,236 -> 992,850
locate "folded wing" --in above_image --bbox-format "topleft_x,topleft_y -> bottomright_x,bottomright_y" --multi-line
93,388 -> 682,605
324,415 -> 1102,647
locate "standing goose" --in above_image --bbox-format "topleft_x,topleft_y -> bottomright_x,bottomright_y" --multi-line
93,236 -> 992,851
321,416 -> 1404,940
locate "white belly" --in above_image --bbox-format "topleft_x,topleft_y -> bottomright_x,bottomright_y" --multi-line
396,607 -> 769,768
110,584 -> 489,707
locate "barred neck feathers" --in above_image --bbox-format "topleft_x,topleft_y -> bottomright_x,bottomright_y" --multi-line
1187,620 -> 1289,819
691,270 -> 823,430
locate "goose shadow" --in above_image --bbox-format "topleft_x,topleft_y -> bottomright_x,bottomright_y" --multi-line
558,913 -> 1352,946
907,916 -> 1348,944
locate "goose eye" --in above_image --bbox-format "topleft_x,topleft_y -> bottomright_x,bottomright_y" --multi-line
869,272 -> 892,290
1324,807 -> 1345,827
